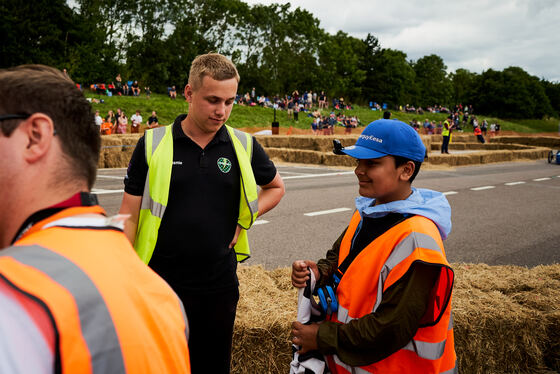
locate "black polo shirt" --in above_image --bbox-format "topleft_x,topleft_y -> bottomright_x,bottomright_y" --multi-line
124,114 -> 277,294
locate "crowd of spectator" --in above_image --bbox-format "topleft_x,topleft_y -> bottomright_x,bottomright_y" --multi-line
95,108 -> 160,135
88,74 -> 178,99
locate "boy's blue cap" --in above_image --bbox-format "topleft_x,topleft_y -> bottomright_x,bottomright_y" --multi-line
341,119 -> 426,162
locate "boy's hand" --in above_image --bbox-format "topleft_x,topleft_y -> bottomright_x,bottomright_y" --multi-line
292,321 -> 319,353
291,260 -> 319,288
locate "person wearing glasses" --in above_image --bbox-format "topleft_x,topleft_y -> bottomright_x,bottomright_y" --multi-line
0,65 -> 191,373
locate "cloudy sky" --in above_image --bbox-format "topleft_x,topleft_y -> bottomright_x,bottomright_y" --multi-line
245,0 -> 560,82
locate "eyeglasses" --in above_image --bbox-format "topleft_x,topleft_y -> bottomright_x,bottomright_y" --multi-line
0,114 -> 56,136
0,114 -> 30,121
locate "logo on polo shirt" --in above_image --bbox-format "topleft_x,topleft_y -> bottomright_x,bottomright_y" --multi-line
217,157 -> 232,173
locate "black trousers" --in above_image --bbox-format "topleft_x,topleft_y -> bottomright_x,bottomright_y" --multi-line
441,136 -> 450,153
176,287 -> 240,374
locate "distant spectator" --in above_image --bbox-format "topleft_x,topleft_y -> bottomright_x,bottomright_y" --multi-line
294,102 -> 300,122
147,111 -> 159,128
474,125 -> 485,143
145,86 -> 151,99
115,74 -> 123,95
490,123 -> 496,137
481,119 -> 488,136
311,116 -> 319,135
251,87 -> 255,101
122,82 -> 130,96
117,112 -> 128,134
130,110 -> 142,134
115,108 -> 123,133
131,81 -> 140,96
318,91 -> 327,109
105,110 -> 116,127
306,91 -> 313,109
312,91 -> 317,105
62,68 -> 69,78
169,85 -> 177,99
383,110 -> 391,119
94,110 -> 103,128
287,99 -> 294,119
495,123 -> 500,136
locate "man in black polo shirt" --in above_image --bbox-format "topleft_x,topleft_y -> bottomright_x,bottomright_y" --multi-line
119,53 -> 285,373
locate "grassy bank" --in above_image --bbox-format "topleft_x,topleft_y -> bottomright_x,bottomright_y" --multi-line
86,91 -> 559,133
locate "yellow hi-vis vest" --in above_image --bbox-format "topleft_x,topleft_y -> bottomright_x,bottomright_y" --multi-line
134,124 -> 259,264
442,120 -> 450,137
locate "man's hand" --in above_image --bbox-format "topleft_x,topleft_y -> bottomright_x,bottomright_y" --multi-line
228,224 -> 242,249
292,321 -> 319,354
291,260 -> 319,288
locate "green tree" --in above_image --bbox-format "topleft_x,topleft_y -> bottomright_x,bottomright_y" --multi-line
450,68 -> 477,107
412,54 -> 451,107
367,49 -> 415,107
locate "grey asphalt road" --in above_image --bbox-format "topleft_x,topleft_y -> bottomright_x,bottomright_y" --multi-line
94,160 -> 560,269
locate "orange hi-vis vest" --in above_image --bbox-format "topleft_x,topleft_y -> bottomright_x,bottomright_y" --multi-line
326,211 -> 456,374
0,206 -> 191,374
474,127 -> 482,136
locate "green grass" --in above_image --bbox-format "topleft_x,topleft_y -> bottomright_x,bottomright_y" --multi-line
86,91 -> 559,133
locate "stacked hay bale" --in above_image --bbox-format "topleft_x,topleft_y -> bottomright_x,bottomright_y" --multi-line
232,264 -> 560,374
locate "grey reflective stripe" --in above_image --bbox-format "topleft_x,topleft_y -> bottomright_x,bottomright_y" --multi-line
441,363 -> 458,374
332,355 -> 369,374
232,128 -> 248,151
177,296 -> 189,342
373,232 -> 443,312
151,126 -> 167,156
448,311 -> 453,330
1,245 -> 126,374
249,198 -> 258,214
402,338 -> 447,360
141,126 -> 169,218
142,197 -> 166,219
336,305 -> 352,324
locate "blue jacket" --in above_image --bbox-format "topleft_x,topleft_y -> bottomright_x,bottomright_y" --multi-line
355,188 -> 452,240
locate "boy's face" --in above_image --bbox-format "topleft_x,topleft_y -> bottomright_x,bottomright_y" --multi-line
355,156 -> 412,205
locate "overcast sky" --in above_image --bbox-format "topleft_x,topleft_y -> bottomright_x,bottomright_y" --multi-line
245,0 -> 560,82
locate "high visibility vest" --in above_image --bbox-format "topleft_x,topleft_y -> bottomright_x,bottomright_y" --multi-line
474,127 -> 482,136
0,206 -> 191,374
442,121 -> 450,137
326,211 -> 456,374
135,124 -> 258,264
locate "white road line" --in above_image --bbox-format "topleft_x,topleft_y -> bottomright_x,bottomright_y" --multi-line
304,207 -> 352,217
96,175 -> 125,179
253,220 -> 269,225
443,191 -> 458,196
92,189 -> 124,194
279,171 -> 312,175
470,186 -> 495,191
505,181 -> 526,186
283,171 -> 355,180
533,177 -> 551,181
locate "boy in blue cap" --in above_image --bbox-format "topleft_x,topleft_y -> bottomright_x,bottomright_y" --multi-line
291,119 -> 456,373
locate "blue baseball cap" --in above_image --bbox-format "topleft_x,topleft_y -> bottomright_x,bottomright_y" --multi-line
341,119 -> 426,162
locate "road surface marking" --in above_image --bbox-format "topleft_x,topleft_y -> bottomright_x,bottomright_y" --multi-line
92,189 -> 124,194
505,181 -> 526,186
470,186 -> 495,191
443,191 -> 458,195
283,171 -> 355,180
253,220 -> 269,225
96,175 -> 125,179
533,177 -> 551,181
304,207 -> 352,217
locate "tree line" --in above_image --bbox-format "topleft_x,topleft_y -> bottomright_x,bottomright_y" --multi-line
1,0 -> 559,119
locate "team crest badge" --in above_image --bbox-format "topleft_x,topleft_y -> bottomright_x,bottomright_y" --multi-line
217,157 -> 232,173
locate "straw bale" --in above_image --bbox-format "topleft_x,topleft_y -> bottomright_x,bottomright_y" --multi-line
231,263 -> 560,374
232,265 -> 295,374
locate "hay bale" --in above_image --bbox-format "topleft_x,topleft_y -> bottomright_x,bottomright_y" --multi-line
232,263 -> 560,374
232,265 -> 295,374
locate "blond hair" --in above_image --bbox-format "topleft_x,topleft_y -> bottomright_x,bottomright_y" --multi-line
188,53 -> 240,91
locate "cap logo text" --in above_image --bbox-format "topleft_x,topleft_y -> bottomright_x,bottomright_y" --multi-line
359,135 -> 383,143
